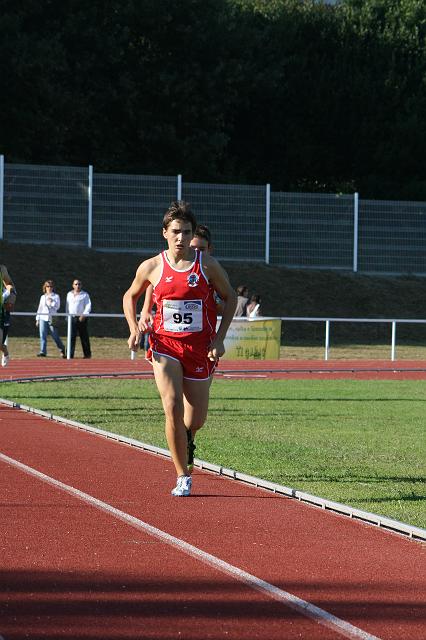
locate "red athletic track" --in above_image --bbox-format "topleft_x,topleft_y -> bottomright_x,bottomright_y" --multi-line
0,360 -> 425,639
1,357 -> 426,381
0,405 -> 425,640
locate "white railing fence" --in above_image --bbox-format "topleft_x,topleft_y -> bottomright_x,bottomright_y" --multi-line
10,312 -> 426,362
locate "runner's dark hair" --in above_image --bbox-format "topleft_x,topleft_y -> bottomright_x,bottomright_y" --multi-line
194,224 -> 211,246
163,201 -> 197,233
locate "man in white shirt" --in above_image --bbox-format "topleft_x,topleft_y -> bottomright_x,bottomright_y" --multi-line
65,279 -> 92,358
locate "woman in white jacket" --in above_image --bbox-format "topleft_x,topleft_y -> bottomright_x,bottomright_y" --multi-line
35,280 -> 66,357
246,294 -> 262,318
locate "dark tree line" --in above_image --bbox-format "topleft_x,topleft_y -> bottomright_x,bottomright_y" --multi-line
1,0 -> 426,199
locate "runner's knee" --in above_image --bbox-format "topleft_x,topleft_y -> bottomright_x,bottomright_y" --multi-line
185,412 -> 208,432
162,396 -> 184,422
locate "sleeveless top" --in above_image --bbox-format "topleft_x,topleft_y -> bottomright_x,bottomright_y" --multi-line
152,250 -> 217,341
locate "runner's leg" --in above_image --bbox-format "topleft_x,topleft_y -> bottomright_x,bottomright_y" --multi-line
183,377 -> 212,472
152,352 -> 189,477
183,377 -> 212,435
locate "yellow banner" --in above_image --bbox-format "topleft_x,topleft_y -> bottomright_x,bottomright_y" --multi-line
219,318 -> 281,360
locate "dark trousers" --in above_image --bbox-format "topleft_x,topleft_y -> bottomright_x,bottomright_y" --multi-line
70,317 -> 91,358
1,309 -> 10,344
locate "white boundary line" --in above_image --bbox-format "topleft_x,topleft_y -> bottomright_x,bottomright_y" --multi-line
1,398 -> 424,542
0,451 -> 381,640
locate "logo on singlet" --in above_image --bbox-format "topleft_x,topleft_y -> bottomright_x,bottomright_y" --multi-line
185,302 -> 199,310
187,273 -> 199,288
165,276 -> 173,282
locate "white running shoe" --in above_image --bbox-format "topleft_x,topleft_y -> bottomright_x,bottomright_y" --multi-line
1,354 -> 10,367
171,475 -> 192,497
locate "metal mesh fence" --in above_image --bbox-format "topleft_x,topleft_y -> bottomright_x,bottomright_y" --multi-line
92,173 -> 177,252
4,163 -> 88,245
181,182 -> 266,260
2,160 -> 426,275
359,199 -> 426,274
269,192 -> 354,269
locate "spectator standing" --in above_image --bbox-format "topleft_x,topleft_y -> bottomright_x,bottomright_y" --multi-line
35,280 -> 66,358
66,279 -> 92,358
0,264 -> 17,367
234,285 -> 249,317
246,294 -> 262,318
1,304 -> 12,366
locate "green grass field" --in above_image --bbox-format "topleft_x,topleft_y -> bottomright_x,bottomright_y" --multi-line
1,377 -> 424,529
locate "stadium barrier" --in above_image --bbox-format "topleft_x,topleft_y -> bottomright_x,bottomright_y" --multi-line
10,312 -> 426,361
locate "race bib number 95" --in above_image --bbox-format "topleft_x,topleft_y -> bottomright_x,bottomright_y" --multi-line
163,299 -> 203,333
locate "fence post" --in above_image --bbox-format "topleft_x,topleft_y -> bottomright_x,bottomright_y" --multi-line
177,174 -> 182,200
325,320 -> 330,360
391,321 -> 397,361
66,314 -> 72,359
353,192 -> 359,272
265,183 -> 270,264
0,155 -> 4,240
88,164 -> 93,248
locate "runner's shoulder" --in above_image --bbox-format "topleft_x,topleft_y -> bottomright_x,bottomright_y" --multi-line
138,254 -> 162,275
200,253 -> 220,270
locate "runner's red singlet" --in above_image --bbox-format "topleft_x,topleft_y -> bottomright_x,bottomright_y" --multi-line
147,250 -> 218,379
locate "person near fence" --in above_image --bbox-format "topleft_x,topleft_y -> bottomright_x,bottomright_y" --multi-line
1,303 -> 12,367
246,294 -> 262,318
234,284 -> 249,316
35,280 -> 66,358
0,264 -> 17,367
123,201 -> 237,498
66,279 -> 92,358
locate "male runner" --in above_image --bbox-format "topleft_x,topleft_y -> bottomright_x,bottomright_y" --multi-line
123,202 -> 237,497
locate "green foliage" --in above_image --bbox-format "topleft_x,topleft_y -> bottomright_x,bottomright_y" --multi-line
1,377 -> 424,527
1,0 -> 426,197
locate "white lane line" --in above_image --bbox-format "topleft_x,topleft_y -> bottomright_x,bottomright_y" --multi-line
0,452 -> 381,640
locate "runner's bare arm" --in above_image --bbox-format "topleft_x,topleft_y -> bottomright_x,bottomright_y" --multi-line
138,284 -> 154,332
123,257 -> 159,350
